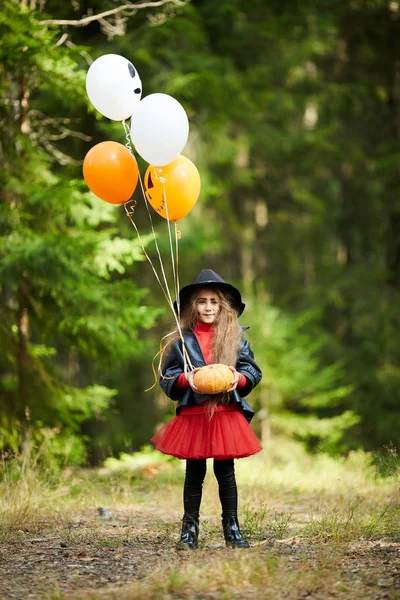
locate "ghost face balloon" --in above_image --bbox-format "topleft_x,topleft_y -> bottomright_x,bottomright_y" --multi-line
86,54 -> 142,121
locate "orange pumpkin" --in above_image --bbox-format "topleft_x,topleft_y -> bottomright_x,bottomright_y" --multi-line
193,364 -> 234,395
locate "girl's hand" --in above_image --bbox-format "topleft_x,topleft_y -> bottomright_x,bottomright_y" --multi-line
186,368 -> 201,393
226,367 -> 241,392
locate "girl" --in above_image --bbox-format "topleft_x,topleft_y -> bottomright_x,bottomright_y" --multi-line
151,269 -> 262,549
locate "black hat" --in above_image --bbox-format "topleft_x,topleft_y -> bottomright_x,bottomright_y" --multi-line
175,269 -> 245,316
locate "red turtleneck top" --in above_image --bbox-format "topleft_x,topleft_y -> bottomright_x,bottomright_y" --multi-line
175,322 -> 247,389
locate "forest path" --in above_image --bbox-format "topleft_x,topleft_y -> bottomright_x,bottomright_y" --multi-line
0,500 -> 398,600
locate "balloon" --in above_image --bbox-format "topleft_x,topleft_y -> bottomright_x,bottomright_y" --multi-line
83,141 -> 139,204
130,94 -> 189,166
144,155 -> 201,221
86,54 -> 142,121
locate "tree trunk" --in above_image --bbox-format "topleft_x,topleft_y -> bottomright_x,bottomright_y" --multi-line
386,57 -> 400,288
17,276 -> 30,435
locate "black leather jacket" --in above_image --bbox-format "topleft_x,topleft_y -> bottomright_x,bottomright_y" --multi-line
160,328 -> 262,423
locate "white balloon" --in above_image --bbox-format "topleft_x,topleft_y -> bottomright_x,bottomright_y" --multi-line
130,93 -> 189,166
86,54 -> 142,121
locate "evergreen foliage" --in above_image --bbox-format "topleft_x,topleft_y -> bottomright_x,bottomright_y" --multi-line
1,0 -> 399,461
0,1 -> 159,463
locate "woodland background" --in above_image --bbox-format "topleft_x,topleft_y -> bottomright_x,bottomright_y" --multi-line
1,0 -> 400,468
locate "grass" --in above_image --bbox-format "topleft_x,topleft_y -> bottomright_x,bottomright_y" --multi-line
0,436 -> 399,600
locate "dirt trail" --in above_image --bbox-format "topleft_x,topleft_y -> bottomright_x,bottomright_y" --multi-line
0,507 -> 398,600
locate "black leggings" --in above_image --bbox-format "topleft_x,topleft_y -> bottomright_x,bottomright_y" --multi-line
183,458 -> 237,520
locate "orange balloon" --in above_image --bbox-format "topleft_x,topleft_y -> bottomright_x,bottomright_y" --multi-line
144,155 -> 201,221
83,141 -> 138,204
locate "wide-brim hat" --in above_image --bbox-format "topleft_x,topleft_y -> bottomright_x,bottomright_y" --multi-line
174,269 -> 245,316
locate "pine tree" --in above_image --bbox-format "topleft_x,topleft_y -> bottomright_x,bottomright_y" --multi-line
0,1 -> 159,463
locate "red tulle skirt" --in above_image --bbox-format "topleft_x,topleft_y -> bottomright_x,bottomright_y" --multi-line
151,403 -> 262,460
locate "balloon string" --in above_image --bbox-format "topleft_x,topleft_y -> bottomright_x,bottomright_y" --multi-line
121,121 -> 164,283
121,120 -> 133,153
137,170 -> 175,311
124,202 -> 194,381
174,222 -> 188,374
120,122 -> 193,374
132,171 -> 194,373
175,221 -> 181,317
123,200 -> 171,307
162,182 -> 189,377
162,179 -> 179,316
145,331 -> 176,392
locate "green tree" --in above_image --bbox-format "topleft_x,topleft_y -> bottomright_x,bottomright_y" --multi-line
0,1 -> 159,464
2,0 -> 399,461
132,0 -> 400,450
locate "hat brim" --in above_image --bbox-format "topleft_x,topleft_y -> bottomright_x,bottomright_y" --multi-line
174,282 -> 245,316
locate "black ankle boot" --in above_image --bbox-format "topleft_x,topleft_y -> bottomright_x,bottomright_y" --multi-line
222,515 -> 250,548
176,517 -> 199,550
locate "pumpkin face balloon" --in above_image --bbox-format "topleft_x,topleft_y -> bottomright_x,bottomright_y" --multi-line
193,364 -> 234,395
144,155 -> 201,221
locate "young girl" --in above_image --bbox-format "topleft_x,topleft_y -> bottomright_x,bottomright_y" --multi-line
151,269 -> 262,549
